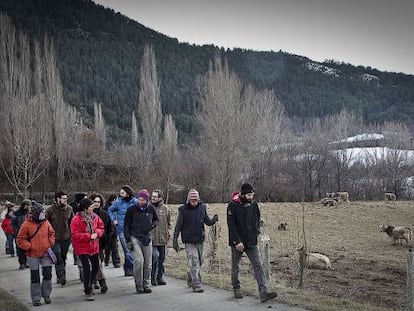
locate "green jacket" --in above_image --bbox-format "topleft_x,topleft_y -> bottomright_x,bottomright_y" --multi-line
46,203 -> 73,240
151,203 -> 171,246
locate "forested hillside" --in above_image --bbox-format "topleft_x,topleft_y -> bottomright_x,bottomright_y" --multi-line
1,0 -> 413,144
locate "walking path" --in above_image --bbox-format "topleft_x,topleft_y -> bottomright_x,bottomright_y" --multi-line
0,233 -> 306,311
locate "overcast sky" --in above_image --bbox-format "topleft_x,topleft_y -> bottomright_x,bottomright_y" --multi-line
94,0 -> 414,75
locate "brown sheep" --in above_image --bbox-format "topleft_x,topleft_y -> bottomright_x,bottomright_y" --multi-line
298,246 -> 332,270
277,222 -> 288,231
381,225 -> 412,245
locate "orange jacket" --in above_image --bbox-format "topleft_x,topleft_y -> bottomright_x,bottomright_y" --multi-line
16,218 -> 55,258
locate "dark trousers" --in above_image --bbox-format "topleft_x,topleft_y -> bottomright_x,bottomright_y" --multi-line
151,245 -> 166,281
52,239 -> 71,280
5,233 -> 15,255
79,254 -> 100,295
104,233 -> 120,266
17,245 -> 27,265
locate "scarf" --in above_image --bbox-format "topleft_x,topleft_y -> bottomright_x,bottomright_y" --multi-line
79,211 -> 94,233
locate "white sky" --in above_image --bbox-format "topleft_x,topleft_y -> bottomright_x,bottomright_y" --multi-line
94,0 -> 414,75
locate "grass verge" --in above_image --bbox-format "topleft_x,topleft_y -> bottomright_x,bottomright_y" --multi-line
0,287 -> 29,311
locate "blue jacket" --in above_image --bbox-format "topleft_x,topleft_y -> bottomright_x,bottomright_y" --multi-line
108,196 -> 138,234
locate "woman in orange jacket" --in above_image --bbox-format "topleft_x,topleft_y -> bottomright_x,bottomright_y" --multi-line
71,198 -> 104,301
16,201 -> 55,306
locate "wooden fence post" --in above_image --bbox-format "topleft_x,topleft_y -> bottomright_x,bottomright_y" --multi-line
407,248 -> 413,311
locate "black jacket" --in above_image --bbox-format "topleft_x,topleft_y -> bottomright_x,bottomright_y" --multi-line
173,202 -> 216,244
227,195 -> 261,248
124,203 -> 158,246
93,208 -> 112,248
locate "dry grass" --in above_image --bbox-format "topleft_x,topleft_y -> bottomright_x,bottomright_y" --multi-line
0,288 -> 29,311
165,201 -> 414,311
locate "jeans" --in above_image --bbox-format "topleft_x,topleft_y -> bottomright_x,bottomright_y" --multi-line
151,245 -> 166,281
5,232 -> 15,255
27,256 -> 52,303
118,232 -> 134,273
52,239 -> 71,280
185,243 -> 204,288
79,254 -> 100,295
131,237 -> 152,288
231,245 -> 268,295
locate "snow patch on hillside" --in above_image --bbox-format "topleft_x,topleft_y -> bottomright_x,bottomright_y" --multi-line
305,62 -> 339,77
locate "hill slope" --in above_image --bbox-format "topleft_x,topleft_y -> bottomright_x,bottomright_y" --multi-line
1,0 -> 413,142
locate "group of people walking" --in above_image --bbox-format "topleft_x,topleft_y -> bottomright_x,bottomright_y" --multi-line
1,182 -> 277,306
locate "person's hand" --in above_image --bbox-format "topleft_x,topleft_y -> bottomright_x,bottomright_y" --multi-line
90,233 -> 98,240
113,220 -> 118,226
235,242 -> 245,252
212,214 -> 218,223
126,241 -> 133,250
173,239 -> 179,252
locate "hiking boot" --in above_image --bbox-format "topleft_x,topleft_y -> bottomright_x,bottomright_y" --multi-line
193,287 -> 204,293
186,271 -> 192,287
157,278 -> 167,285
114,263 -> 120,268
151,279 -> 158,286
44,296 -> 51,304
136,286 -> 144,294
85,294 -> 95,301
99,280 -> 108,293
33,300 -> 41,306
143,286 -> 152,293
19,264 -> 26,270
234,289 -> 243,299
124,270 -> 133,277
104,262 -> 109,267
60,276 -> 66,286
93,280 -> 100,289
260,291 -> 278,303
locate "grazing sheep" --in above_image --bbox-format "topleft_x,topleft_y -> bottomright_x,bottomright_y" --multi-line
335,192 -> 350,203
384,192 -> 396,202
321,197 -> 338,206
298,246 -> 332,270
380,225 -> 412,245
277,222 -> 288,231
326,192 -> 336,198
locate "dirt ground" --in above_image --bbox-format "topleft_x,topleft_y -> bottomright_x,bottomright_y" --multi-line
167,200 -> 413,310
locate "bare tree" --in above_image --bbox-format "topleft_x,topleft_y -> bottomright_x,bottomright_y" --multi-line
160,114 -> 178,203
137,44 -> 162,164
94,102 -> 106,146
0,15 -> 53,197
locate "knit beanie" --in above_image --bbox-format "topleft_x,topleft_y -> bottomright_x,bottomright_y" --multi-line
240,183 -> 254,195
137,189 -> 150,202
187,189 -> 200,201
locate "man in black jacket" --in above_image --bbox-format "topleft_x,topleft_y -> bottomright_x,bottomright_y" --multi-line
227,183 -> 277,303
124,189 -> 158,294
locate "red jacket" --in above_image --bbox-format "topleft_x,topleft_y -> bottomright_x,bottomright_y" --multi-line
71,212 -> 104,256
16,219 -> 55,258
1,218 -> 14,234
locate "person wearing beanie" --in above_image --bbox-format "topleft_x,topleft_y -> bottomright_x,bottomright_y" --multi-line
16,201 -> 55,306
124,189 -> 159,294
150,189 -> 171,286
70,198 -> 104,301
173,189 -> 218,293
227,183 -> 278,303
12,199 -> 32,270
46,191 -> 73,286
108,185 -> 137,276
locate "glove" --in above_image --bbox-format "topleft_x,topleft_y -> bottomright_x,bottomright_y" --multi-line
173,239 -> 179,252
212,214 -> 219,223
126,241 -> 133,251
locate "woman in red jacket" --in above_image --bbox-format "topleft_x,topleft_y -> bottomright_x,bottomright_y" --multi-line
16,201 -> 55,306
70,198 -> 104,301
